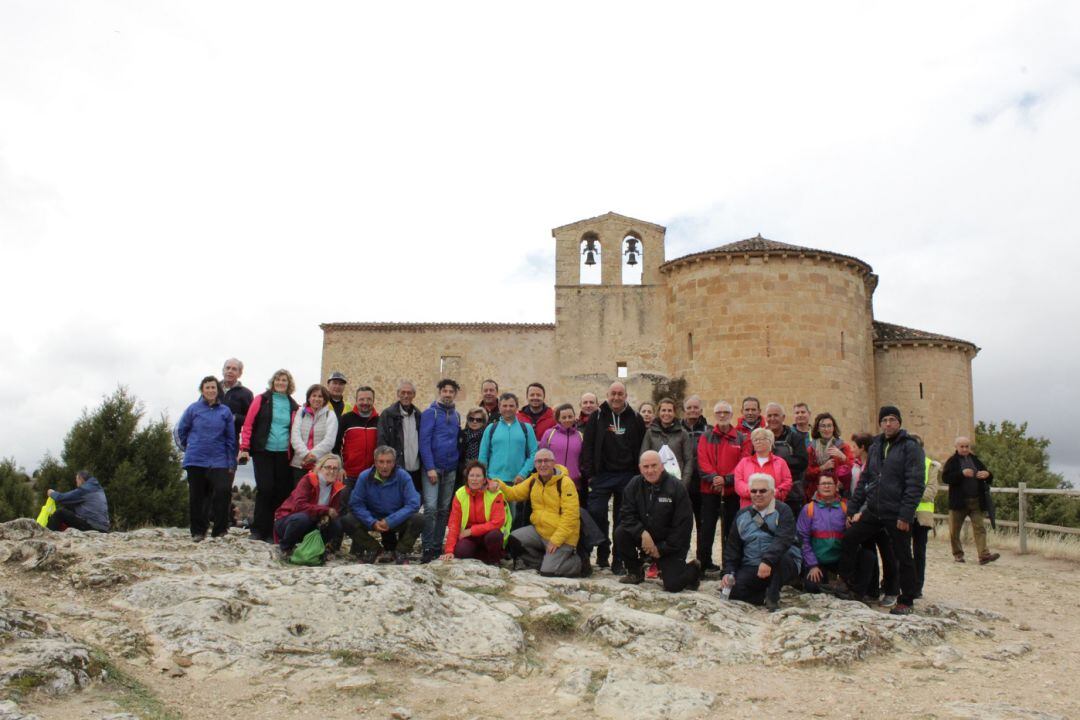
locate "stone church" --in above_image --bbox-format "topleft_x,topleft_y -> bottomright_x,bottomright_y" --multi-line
321,212 -> 977,461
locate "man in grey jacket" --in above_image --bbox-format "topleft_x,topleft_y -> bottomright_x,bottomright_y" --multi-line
47,470 -> 110,532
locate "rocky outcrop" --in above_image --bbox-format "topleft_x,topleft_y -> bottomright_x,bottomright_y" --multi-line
0,521 -> 1022,719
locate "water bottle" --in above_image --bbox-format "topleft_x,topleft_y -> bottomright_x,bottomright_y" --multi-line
721,583 -> 732,600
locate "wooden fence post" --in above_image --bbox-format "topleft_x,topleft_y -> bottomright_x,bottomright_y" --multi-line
1018,481 -> 1028,555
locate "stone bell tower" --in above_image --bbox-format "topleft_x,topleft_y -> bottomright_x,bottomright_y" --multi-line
550,212 -> 669,403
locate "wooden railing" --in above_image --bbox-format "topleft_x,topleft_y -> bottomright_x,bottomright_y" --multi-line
933,482 -> 1080,554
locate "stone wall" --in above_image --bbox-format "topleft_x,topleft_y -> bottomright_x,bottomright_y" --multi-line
661,253 -> 878,439
874,344 -> 976,463
320,324 -> 556,413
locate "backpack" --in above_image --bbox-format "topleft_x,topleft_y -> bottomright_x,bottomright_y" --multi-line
483,419 -> 530,467
288,529 -> 326,566
806,498 -> 846,519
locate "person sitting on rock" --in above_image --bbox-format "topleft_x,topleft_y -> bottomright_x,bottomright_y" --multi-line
341,445 -> 423,564
491,448 -> 582,577
796,475 -> 846,593
614,450 -> 701,592
273,454 -> 346,553
721,473 -> 801,611
46,470 -> 110,533
441,461 -> 510,565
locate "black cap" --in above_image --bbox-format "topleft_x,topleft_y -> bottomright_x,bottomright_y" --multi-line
878,405 -> 902,425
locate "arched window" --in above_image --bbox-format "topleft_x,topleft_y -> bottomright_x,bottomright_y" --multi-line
580,232 -> 601,284
622,233 -> 643,285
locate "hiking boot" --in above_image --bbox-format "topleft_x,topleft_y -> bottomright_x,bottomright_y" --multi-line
978,553 -> 1000,565
954,555 -> 966,563
595,552 -> 610,569
764,596 -> 780,612
394,552 -> 409,566
578,557 -> 593,578
192,534 -> 206,543
686,560 -> 702,591
611,559 -> 626,576
420,549 -> 438,564
889,603 -> 914,616
820,577 -> 852,600
619,570 -> 645,585
879,594 -> 898,608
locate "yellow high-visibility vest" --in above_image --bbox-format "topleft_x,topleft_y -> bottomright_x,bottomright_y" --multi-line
916,456 -> 935,513
454,486 -> 512,545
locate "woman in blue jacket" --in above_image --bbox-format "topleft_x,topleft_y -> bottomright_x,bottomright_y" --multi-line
175,376 -> 237,542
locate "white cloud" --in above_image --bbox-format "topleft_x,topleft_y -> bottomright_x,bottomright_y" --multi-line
0,1 -> 1077,476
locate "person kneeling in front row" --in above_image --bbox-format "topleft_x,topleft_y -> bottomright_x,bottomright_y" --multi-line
615,450 -> 701,592
273,454 -> 346,553
493,448 -> 582,577
341,445 -> 423,564
721,473 -> 801,611
442,461 -> 510,565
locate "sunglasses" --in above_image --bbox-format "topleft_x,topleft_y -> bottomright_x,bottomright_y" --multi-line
749,488 -> 770,494
468,416 -> 484,423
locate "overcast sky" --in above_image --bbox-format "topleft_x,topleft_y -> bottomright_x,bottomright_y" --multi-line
1,2 -> 1077,483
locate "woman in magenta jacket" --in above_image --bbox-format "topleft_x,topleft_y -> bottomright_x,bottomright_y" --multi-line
538,404 -> 584,501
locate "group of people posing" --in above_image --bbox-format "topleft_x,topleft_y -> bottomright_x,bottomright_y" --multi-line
160,359 -> 1002,616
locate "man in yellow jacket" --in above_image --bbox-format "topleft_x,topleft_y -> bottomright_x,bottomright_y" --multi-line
491,448 -> 582,577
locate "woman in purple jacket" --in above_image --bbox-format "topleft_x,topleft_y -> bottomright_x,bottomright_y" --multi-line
539,404 -> 584,504
175,376 -> 237,542
795,475 -> 847,593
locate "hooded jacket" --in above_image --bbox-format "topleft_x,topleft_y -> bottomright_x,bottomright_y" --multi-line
498,465 -> 580,547
849,429 -> 925,523
50,476 -> 110,532
618,471 -> 694,557
338,408 -> 380,478
581,401 -> 646,479
796,496 -> 847,568
176,397 -> 237,469
419,401 -> 462,473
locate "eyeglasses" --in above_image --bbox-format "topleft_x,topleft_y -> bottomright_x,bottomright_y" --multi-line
322,466 -> 341,472
468,417 -> 484,423
749,488 -> 770,494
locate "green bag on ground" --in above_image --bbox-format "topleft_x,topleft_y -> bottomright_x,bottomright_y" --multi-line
289,529 -> 325,566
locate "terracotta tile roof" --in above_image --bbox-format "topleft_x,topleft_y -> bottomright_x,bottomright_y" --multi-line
661,234 -> 873,275
872,321 -> 978,352
320,322 -> 555,332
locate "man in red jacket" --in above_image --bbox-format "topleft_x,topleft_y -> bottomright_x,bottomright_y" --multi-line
518,382 -> 556,440
338,387 -> 380,491
697,400 -> 752,570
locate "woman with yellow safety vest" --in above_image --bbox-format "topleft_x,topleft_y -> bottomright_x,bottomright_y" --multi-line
440,461 -> 511,565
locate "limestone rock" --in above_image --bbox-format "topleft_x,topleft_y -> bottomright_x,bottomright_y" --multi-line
594,668 -> 715,720
981,642 -> 1032,661
947,702 -> 1064,720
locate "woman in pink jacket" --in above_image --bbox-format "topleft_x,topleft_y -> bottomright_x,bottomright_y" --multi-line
538,404 -> 584,501
733,427 -> 793,508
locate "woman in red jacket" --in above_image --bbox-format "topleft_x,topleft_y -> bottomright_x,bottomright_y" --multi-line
273,454 -> 346,553
805,413 -> 854,498
441,461 -> 508,565
733,427 -> 793,508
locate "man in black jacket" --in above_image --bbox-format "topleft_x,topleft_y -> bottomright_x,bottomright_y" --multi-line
614,450 -> 700,592
832,406 -> 925,615
764,403 -> 809,518
942,437 -> 999,565
221,358 -> 253,448
376,380 -> 423,493
582,382 -> 646,574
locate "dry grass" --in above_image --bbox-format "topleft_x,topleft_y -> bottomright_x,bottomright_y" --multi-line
930,521 -> 1080,562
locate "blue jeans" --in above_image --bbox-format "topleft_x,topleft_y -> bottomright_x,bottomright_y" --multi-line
421,469 -> 456,553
